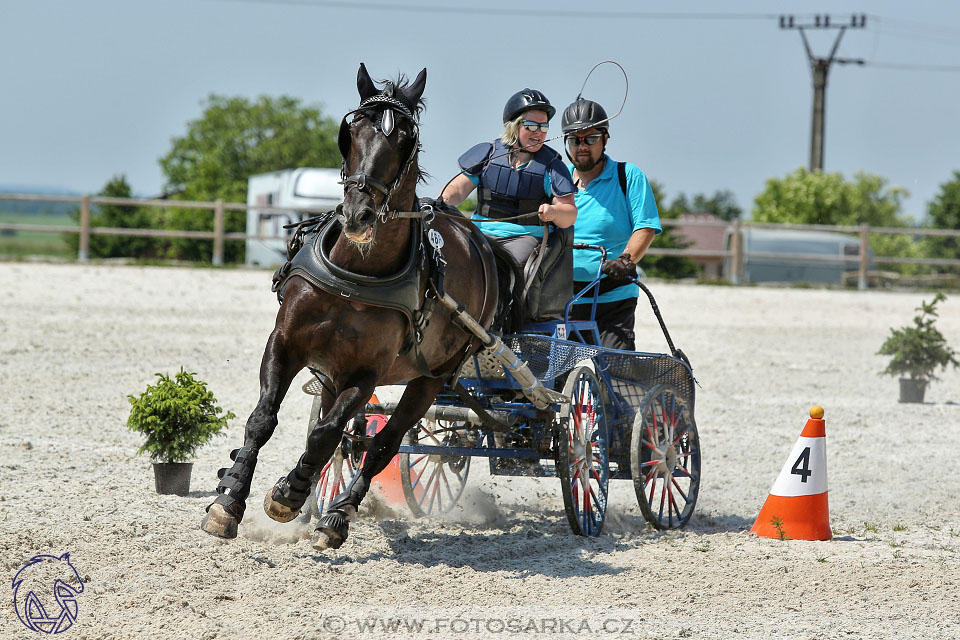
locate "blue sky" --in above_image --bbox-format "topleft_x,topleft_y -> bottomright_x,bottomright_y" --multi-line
3,0 -> 959,221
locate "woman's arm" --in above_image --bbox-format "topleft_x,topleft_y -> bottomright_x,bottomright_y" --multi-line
439,173 -> 478,207
538,194 -> 577,228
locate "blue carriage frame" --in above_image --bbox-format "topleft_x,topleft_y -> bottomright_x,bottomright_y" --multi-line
386,243 -> 700,534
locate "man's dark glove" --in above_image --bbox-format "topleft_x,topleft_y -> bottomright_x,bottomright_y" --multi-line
601,252 -> 637,283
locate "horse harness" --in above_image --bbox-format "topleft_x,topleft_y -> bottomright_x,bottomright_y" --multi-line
271,93 -> 493,379
273,203 -> 491,379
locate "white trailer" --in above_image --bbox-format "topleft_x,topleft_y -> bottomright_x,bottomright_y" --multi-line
245,168 -> 342,266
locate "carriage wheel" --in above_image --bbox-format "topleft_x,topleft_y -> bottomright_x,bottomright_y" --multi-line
399,419 -> 473,517
556,366 -> 609,537
630,383 -> 700,530
303,396 -> 361,520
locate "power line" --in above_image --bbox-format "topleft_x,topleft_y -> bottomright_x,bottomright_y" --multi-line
206,0 -> 781,20
865,61 -> 960,72
870,14 -> 960,40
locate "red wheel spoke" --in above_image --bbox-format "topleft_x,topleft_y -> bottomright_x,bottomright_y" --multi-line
410,459 -> 429,491
668,484 -> 682,519
670,477 -> 689,503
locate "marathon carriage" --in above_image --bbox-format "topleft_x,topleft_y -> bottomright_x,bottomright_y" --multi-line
201,64 -> 698,547
303,244 -> 700,537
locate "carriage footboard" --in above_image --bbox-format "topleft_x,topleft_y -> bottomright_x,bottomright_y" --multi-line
365,402 -> 522,428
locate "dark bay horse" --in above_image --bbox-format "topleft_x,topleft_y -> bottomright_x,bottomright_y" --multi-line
202,64 -> 498,548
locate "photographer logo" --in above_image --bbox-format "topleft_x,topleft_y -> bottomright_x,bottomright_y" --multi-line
12,553 -> 85,634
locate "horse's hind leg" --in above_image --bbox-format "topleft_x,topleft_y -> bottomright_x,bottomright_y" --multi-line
263,370 -> 378,523
201,328 -> 301,539
313,376 -> 446,549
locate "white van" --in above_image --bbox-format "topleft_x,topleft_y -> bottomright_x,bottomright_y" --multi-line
723,227 -> 868,284
245,168 -> 341,266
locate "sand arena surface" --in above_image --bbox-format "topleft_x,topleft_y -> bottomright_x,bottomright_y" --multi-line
1,262 -> 959,639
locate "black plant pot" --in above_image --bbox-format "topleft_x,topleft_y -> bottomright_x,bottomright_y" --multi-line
153,462 -> 193,496
898,378 -> 927,404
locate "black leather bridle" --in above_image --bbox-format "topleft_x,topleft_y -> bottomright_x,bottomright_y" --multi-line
337,94 -> 420,224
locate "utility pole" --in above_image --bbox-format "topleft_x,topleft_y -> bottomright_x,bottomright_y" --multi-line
780,14 -> 866,172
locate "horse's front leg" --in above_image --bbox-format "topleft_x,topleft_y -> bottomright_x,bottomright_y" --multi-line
262,370 -> 377,523
313,376 -> 446,549
201,328 -> 301,539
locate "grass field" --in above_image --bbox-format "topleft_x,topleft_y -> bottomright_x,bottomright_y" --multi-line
0,211 -> 75,258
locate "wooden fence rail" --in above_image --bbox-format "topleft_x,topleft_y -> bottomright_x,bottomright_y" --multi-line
2,193 -> 959,288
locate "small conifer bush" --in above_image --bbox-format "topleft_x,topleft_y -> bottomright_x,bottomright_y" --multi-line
878,293 -> 959,382
126,368 -> 235,463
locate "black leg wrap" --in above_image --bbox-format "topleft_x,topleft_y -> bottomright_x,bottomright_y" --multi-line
206,447 -> 258,521
328,473 -> 370,512
269,455 -> 318,510
315,509 -> 350,547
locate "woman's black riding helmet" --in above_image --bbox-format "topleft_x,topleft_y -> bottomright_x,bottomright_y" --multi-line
561,98 -> 610,134
503,89 -> 556,123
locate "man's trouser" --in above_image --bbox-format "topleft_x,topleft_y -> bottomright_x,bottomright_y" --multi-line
569,295 -> 638,351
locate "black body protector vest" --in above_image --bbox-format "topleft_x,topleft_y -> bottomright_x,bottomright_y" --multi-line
463,139 -> 560,220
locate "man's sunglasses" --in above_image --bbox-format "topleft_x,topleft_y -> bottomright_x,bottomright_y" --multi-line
521,120 -> 550,133
566,134 -> 604,147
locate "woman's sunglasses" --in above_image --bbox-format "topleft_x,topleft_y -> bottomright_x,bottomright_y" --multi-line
521,120 -> 550,133
566,134 -> 603,147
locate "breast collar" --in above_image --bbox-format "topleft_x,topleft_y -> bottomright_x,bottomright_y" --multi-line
283,215 -> 426,337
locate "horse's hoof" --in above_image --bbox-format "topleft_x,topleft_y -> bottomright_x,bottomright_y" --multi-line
201,503 -> 238,539
264,485 -> 300,523
311,529 -> 343,550
313,509 -> 349,549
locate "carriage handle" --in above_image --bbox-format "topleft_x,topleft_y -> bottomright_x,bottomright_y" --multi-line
565,243 -> 681,360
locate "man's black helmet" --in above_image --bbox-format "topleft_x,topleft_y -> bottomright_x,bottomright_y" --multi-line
503,89 -> 555,123
561,98 -> 610,134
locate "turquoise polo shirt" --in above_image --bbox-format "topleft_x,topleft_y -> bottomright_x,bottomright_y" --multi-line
568,155 -> 661,303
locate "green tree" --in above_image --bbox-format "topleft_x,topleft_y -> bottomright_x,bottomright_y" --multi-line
923,170 -> 960,263
159,95 -> 341,262
65,175 -> 160,258
753,168 -> 920,275
668,189 -> 742,220
753,168 -> 907,226
642,180 -> 700,279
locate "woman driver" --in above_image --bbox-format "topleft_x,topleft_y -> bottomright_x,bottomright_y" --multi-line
440,88 -> 577,270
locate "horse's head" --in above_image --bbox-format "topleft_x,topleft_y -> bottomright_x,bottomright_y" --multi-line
337,63 -> 426,245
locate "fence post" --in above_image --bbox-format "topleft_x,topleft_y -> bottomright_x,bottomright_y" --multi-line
730,218 -> 742,284
858,223 -> 869,291
213,199 -> 225,266
78,195 -> 91,262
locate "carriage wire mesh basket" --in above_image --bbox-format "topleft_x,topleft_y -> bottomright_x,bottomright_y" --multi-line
460,334 -> 695,413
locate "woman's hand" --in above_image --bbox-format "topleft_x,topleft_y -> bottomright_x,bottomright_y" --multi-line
538,203 -> 556,223
539,195 -> 577,228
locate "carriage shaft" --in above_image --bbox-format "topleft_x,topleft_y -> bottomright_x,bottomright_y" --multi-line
438,294 -> 568,410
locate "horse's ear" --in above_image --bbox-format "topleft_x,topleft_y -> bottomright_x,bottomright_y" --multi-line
357,63 -> 377,102
404,68 -> 427,105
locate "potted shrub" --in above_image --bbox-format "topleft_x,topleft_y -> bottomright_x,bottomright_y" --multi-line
126,368 -> 235,495
877,293 -> 959,403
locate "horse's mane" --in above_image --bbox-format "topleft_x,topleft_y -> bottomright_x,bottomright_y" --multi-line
375,73 -> 425,119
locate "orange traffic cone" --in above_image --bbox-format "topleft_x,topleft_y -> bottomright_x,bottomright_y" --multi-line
363,394 -> 407,506
750,405 -> 832,541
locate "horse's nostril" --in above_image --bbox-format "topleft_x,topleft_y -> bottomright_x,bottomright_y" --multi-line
357,208 -> 376,225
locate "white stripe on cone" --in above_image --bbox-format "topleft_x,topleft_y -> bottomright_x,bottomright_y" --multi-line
769,436 -> 828,497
